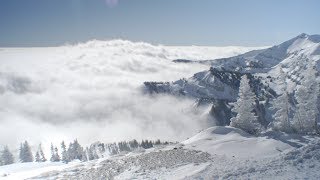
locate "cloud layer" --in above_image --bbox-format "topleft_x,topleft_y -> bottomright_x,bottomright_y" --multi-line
0,40 -> 259,150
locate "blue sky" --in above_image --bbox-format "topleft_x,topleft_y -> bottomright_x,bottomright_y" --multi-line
0,0 -> 319,46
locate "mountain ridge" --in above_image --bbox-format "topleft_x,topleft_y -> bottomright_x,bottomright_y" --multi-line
172,33 -> 320,72
144,33 -> 320,126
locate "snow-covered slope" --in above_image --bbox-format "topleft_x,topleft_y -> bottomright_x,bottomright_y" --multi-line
0,161 -> 75,179
193,33 -> 320,73
2,126 -> 319,179
182,126 -> 294,159
214,33 -> 320,93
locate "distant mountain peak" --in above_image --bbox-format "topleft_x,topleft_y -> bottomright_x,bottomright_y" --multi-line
297,33 -> 309,38
293,33 -> 320,43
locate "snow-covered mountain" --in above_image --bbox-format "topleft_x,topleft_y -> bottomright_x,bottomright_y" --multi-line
172,33 -> 320,73
144,33 -> 320,126
209,33 -> 320,72
146,33 -> 320,96
1,34 -> 320,179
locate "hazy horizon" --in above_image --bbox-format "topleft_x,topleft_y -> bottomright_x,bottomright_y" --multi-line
1,0 -> 319,47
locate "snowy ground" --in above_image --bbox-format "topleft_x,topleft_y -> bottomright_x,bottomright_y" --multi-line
1,126 -> 319,179
0,161 -> 80,180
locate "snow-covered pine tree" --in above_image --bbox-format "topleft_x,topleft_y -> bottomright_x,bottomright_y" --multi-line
19,143 -> 23,162
35,143 -> 46,162
54,147 -> 60,161
20,141 -> 33,162
61,141 -> 69,163
86,147 -> 94,160
35,151 -> 41,162
0,146 -> 14,165
50,143 -> 60,162
143,140 -> 147,148
108,143 -> 118,155
50,143 -> 55,162
98,143 -> 105,154
81,149 -> 87,162
155,139 -> 161,145
293,64 -> 320,134
67,139 -> 84,161
67,142 -> 75,161
270,66 -> 294,133
146,140 -> 153,148
129,139 -> 139,149
92,148 -> 99,159
145,140 -> 149,149
230,75 -> 262,134
39,144 -> 46,162
75,140 -> 84,160
118,141 -> 131,152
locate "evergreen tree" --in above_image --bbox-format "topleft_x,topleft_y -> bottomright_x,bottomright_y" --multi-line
35,143 -> 46,162
230,75 -> 262,134
19,143 -> 23,162
129,139 -> 139,149
271,66 -> 294,133
54,147 -> 60,161
132,139 -> 139,148
61,141 -> 69,163
67,139 -> 84,161
145,140 -> 153,149
98,143 -> 105,153
112,144 -> 118,155
107,143 -> 118,155
145,140 -> 149,148
293,64 -> 320,133
0,146 -> 14,165
92,148 -> 99,159
35,151 -> 41,162
140,140 -> 145,149
118,141 -> 130,152
20,141 -> 33,162
149,140 -> 154,148
155,139 -> 161,145
39,144 -> 46,162
50,143 -> 55,162
81,149 -> 88,162
50,143 -> 60,162
86,147 -> 95,161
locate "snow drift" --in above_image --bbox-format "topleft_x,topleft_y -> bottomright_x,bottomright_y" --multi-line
183,126 -> 294,158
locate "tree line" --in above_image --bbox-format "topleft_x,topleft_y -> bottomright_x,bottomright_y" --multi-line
0,139 -> 169,166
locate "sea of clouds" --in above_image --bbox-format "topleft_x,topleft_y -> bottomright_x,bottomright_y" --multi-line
0,40 -> 260,150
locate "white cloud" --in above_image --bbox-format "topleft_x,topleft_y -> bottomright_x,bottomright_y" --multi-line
0,40 -> 259,150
